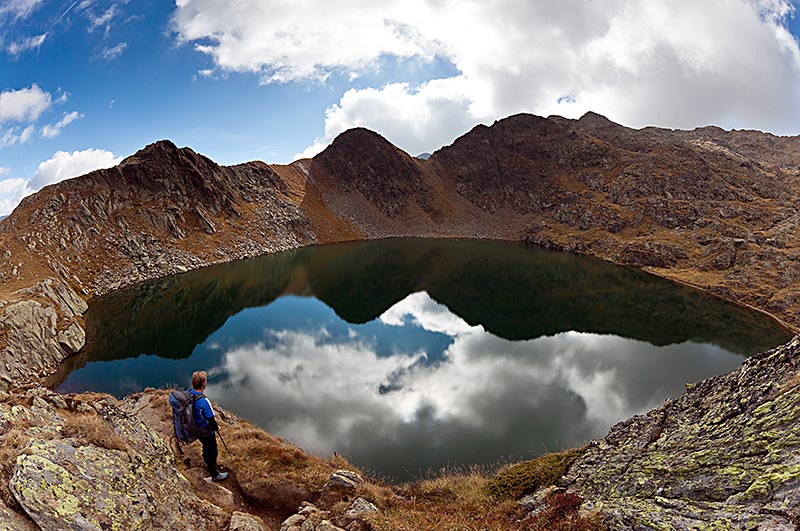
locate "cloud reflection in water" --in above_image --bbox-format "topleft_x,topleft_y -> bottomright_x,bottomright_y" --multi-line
209,291 -> 741,480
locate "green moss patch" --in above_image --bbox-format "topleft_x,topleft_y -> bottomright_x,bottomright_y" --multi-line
485,447 -> 583,501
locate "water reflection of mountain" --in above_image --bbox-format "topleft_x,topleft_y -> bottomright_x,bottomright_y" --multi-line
75,239 -> 790,369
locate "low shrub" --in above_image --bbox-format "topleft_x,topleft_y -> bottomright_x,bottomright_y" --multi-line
485,447 -> 583,501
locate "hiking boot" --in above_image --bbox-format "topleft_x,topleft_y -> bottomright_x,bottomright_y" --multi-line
212,472 -> 228,482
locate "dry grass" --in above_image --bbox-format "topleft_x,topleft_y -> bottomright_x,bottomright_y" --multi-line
0,425 -> 31,512
366,469 -> 518,531
61,411 -> 131,454
176,418 -> 350,515
144,390 -> 600,530
357,465 -> 605,531
522,493 -> 606,531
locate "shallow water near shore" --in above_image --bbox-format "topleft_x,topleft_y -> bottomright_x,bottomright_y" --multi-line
55,238 -> 791,481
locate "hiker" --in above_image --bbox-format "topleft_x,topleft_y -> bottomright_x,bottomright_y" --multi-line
189,370 -> 228,482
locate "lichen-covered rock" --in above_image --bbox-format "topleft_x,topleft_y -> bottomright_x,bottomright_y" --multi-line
519,485 -> 565,516
565,335 -> 800,529
8,395 -> 226,531
0,497 -> 37,531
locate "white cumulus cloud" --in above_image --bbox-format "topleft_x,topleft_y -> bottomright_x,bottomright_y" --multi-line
0,124 -> 35,148
0,85 -> 52,123
41,111 -> 83,138
0,148 -> 121,216
174,0 -> 800,158
296,78 -> 476,158
0,177 -> 24,194
29,148 -> 120,190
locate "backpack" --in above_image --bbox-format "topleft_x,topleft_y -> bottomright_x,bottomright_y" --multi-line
169,389 -> 210,442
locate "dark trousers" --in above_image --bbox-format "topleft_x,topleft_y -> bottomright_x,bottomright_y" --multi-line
199,433 -> 218,477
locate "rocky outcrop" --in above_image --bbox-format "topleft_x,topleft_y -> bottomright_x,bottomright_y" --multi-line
0,388 -> 227,531
564,335 -> 800,529
0,278 -> 86,391
0,387 -> 348,531
229,512 -> 266,531
313,128 -> 424,218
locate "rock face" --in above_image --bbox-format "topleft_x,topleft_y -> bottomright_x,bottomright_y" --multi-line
4,390 -> 226,531
564,335 -> 800,529
0,278 -> 86,391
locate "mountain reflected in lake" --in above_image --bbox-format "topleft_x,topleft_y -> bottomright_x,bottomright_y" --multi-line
55,239 -> 792,480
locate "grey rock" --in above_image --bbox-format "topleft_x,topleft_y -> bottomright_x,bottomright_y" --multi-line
345,497 -> 378,518
280,514 -> 306,531
196,206 -> 217,235
316,521 -> 346,531
229,511 -> 265,531
519,485 -> 565,515
326,470 -> 363,490
57,321 -> 86,354
315,520 -> 344,531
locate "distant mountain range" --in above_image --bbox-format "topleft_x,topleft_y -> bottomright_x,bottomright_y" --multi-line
2,111 -> 800,390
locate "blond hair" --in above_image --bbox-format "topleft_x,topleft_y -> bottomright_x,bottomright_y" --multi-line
191,370 -> 207,390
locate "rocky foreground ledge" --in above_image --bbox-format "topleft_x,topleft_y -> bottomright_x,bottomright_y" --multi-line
565,334 -> 800,529
0,336 -> 798,530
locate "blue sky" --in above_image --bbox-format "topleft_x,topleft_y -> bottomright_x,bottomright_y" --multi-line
1,0 -> 800,215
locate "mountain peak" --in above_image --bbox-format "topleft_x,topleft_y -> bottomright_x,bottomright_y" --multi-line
313,126 -> 423,218
578,111 -> 614,126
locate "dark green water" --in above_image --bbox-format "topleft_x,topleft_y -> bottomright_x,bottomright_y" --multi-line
55,239 -> 791,481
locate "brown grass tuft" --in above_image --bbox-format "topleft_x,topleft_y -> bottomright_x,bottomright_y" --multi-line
61,412 -> 131,454
0,426 -> 31,512
522,492 -> 606,531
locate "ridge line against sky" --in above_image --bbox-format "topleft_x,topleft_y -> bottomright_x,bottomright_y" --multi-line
1,0 -> 800,216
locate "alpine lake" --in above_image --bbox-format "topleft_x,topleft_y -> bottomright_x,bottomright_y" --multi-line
53,238 -> 792,481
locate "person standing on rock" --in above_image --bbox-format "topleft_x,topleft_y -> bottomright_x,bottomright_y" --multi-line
190,370 -> 228,482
